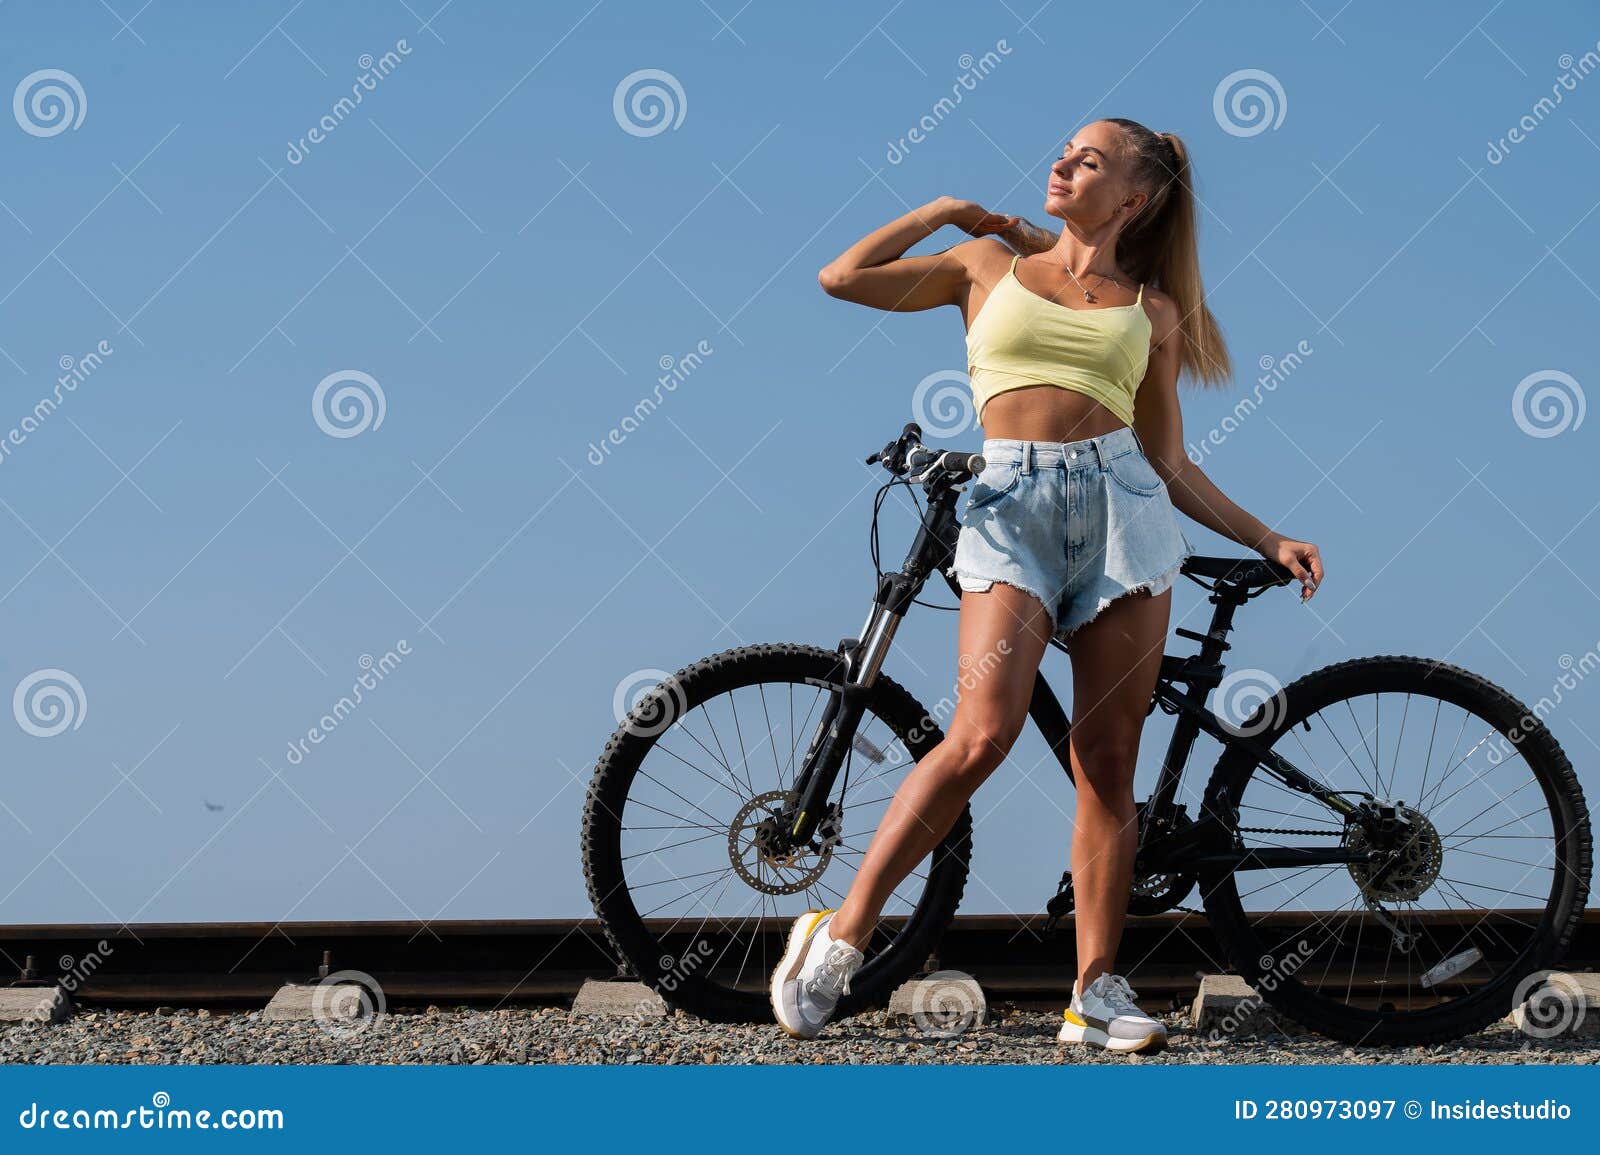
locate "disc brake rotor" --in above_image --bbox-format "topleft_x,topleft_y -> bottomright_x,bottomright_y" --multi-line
1346,802 -> 1442,903
728,790 -> 840,896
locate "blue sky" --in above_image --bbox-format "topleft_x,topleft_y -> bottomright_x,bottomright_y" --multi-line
0,0 -> 1596,926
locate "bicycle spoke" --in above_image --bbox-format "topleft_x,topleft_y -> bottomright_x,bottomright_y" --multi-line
600,650 -> 967,1016
1221,657 -> 1588,1035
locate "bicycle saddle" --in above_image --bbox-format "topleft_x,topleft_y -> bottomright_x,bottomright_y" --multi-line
1180,554 -> 1294,589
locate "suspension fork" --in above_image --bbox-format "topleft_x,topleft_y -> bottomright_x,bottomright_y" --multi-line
783,493 -> 957,845
785,572 -> 910,844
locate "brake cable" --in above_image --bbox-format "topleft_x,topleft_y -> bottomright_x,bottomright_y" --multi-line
868,473 -> 961,613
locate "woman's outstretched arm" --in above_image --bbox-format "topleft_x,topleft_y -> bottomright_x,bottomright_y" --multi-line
1134,293 -> 1325,602
819,196 -> 1018,312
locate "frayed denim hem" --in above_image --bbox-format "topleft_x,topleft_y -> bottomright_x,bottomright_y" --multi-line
1053,549 -> 1194,644
946,563 -> 1063,637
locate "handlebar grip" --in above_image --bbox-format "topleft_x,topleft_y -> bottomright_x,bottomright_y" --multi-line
906,448 -> 986,478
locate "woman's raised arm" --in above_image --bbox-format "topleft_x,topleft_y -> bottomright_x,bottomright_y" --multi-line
818,196 -> 1019,312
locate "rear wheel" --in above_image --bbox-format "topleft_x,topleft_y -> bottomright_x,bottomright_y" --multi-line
1200,655 -> 1592,1045
582,643 -> 971,1023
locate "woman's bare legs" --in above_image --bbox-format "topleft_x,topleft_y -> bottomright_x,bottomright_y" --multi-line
827,583 -> 1054,950
1063,584 -> 1173,992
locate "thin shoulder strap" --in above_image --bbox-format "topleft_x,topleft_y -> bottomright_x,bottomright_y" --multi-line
1009,253 -> 1020,275
1135,281 -> 1145,304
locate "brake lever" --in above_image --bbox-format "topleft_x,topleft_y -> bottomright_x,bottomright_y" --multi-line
868,434 -> 913,473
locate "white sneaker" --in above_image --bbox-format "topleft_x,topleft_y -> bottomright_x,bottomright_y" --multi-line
770,909 -> 864,1040
1057,972 -> 1168,1053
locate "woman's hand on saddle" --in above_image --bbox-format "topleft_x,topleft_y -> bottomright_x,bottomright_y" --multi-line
1261,533 -> 1324,602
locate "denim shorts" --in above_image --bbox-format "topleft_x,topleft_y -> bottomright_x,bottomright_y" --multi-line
946,425 -> 1197,645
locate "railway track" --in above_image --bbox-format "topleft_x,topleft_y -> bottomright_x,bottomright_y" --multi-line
3,909 -> 1595,1008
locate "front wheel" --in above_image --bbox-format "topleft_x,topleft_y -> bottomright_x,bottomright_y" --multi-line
1200,655 -> 1592,1045
582,643 -> 972,1023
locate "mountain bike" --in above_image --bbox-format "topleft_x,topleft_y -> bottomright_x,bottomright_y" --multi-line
582,422 -> 1592,1044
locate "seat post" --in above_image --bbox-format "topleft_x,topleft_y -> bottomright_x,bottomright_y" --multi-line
1194,582 -> 1246,663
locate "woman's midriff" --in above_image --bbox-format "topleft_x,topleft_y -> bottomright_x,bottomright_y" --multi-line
977,383 -> 1128,443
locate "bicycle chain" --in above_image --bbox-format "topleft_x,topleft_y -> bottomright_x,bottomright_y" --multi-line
1154,826 -> 1345,916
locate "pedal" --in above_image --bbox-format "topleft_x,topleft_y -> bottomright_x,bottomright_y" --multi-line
1042,870 -> 1075,932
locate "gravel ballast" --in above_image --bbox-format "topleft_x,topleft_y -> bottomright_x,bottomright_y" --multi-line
1,1005 -> 1595,1065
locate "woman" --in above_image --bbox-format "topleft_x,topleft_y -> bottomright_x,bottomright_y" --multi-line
770,118 -> 1325,1052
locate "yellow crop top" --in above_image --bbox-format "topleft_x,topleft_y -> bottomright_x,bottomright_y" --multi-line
965,254 -> 1153,427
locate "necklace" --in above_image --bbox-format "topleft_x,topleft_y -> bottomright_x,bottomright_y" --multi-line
1050,252 -> 1119,304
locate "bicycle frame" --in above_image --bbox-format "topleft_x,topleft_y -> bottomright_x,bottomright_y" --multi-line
777,472 -> 1381,879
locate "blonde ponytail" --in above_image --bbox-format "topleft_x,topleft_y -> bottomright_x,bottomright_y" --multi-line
1105,120 -> 1231,386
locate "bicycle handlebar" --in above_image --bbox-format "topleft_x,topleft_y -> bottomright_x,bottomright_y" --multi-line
866,423 -> 1301,596
906,447 -> 986,480
867,424 -> 984,485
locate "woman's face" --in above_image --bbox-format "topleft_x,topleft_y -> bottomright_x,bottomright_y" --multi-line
1044,120 -> 1145,228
